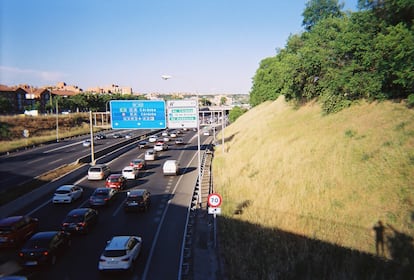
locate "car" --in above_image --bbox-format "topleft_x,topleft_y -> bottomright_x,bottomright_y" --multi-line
161,131 -> 168,136
95,133 -> 106,140
105,174 -> 127,190
122,166 -> 139,180
154,142 -> 168,152
112,133 -> 124,138
162,160 -> 180,176
175,137 -> 184,145
61,208 -> 98,234
203,130 -> 210,136
82,140 -> 92,147
163,136 -> 170,142
89,188 -> 117,207
52,185 -> 83,204
169,132 -> 177,138
138,141 -> 150,149
148,135 -> 158,143
144,149 -> 157,161
88,164 -> 111,180
130,158 -> 146,170
18,231 -> 71,266
124,189 -> 151,212
125,133 -> 132,139
98,235 -> 142,272
0,216 -> 39,248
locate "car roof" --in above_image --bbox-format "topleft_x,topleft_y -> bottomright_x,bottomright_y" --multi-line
67,208 -> 91,215
93,188 -> 110,194
127,189 -> 147,197
108,174 -> 122,178
31,231 -> 60,239
165,159 -> 177,163
0,216 -> 25,226
56,185 -> 76,191
106,236 -> 133,250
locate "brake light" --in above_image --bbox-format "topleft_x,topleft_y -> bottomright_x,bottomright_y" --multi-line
43,251 -> 49,256
62,223 -> 69,226
18,252 -> 24,257
78,222 -> 86,227
121,257 -> 130,261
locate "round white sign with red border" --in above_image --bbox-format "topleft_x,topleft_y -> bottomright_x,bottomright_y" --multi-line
207,193 -> 222,208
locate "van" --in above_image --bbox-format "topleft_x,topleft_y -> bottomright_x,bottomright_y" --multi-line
162,160 -> 180,176
88,164 -> 111,180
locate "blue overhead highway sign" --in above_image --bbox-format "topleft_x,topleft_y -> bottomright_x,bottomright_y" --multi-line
110,100 -> 166,129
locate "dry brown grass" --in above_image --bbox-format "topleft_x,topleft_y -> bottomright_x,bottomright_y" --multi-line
213,97 -> 414,278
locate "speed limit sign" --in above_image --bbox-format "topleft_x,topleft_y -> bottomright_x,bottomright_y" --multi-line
207,193 -> 222,208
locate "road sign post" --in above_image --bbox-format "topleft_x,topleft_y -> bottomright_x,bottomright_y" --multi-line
207,193 -> 222,248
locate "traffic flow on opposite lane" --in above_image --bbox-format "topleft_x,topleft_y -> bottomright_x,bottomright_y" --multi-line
0,127 -> 214,279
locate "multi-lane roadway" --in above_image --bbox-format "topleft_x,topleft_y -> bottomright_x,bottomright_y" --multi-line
0,128 -> 212,279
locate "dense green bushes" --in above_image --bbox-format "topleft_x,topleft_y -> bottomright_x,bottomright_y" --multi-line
250,0 -> 414,113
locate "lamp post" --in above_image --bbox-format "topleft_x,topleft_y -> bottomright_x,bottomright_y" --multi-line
55,97 -> 59,142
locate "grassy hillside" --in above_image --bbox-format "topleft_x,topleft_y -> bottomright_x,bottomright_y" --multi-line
213,96 -> 414,279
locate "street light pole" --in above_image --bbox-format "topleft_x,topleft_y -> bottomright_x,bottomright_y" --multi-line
55,97 -> 59,142
90,110 -> 95,165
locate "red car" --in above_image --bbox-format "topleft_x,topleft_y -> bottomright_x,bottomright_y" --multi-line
0,215 -> 39,248
105,174 -> 127,190
130,158 -> 146,170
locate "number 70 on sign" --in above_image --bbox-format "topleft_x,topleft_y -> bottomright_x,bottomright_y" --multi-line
207,193 -> 222,208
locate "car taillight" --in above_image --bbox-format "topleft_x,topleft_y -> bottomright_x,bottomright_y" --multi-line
43,251 -> 49,256
62,223 -> 69,226
121,257 -> 130,262
18,252 -> 24,257
78,222 -> 86,227
104,198 -> 109,201
99,258 -> 105,262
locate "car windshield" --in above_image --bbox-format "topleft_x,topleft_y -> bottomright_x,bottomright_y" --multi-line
108,177 -> 119,182
103,249 -> 126,257
93,191 -> 108,197
64,215 -> 83,223
24,237 -> 51,249
0,227 -> 12,234
55,190 -> 70,195
89,168 -> 102,172
123,169 -> 132,173
127,196 -> 143,202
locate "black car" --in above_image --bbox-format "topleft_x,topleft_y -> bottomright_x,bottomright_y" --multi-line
95,133 -> 106,140
124,189 -> 151,212
61,208 -> 98,234
18,231 -> 71,266
89,188 -> 117,207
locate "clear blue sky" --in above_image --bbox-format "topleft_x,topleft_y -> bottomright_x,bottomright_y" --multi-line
0,0 -> 358,94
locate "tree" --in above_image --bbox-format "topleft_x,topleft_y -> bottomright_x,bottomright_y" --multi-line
302,0 -> 344,31
220,96 -> 227,105
228,106 -> 247,123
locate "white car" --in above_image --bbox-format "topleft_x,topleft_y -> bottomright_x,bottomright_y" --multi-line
154,142 -> 168,152
144,149 -> 157,161
148,135 -> 158,143
98,236 -> 142,272
169,132 -> 177,138
122,166 -> 139,180
52,185 -> 83,204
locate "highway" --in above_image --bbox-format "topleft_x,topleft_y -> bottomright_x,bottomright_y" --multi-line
0,129 -> 150,189
0,128 -> 213,280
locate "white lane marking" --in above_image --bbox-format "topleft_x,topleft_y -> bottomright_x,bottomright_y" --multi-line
141,149 -> 199,280
43,141 -> 82,153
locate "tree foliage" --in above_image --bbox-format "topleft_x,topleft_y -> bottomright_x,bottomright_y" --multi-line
228,106 -> 248,123
250,0 -> 414,113
302,0 -> 344,31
